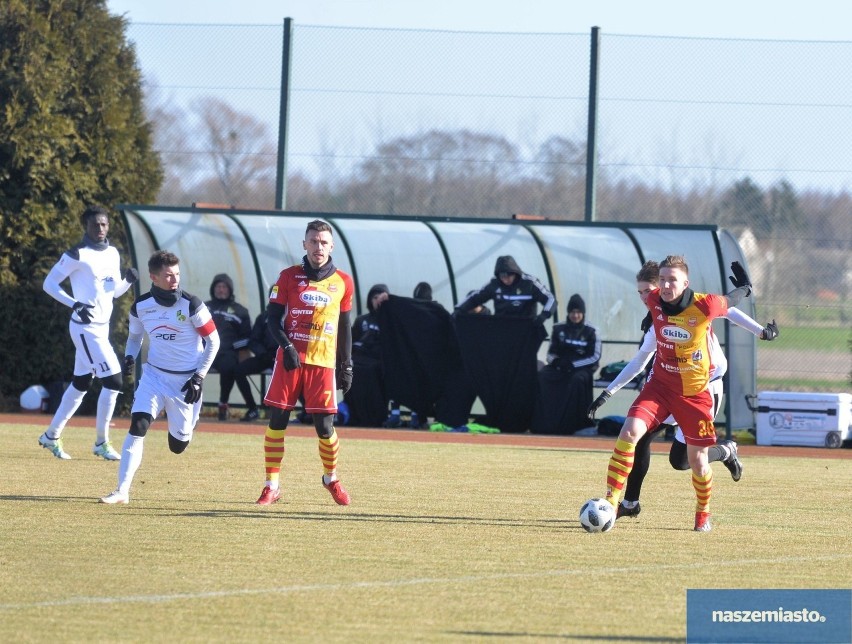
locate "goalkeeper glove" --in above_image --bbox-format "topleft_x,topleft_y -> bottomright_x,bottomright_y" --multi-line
587,391 -> 612,421
760,320 -> 779,341
181,373 -> 204,404
122,355 -> 136,377
282,344 -> 301,371
72,302 -> 94,324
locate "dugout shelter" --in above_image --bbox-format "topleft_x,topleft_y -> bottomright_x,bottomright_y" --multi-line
118,205 -> 756,431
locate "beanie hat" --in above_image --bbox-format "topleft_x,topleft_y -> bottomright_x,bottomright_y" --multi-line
567,293 -> 585,315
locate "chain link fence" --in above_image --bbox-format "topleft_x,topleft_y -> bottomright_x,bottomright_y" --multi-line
125,21 -> 852,392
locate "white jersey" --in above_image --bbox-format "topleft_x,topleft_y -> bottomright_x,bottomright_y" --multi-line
43,242 -> 131,325
128,291 -> 218,375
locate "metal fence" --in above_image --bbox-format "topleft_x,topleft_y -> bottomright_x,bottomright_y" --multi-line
123,21 -> 852,392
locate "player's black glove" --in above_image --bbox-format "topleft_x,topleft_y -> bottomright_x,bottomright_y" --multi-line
123,355 -> 136,377
180,373 -> 204,404
337,363 -> 353,394
282,344 -> 301,371
534,312 -> 548,326
72,301 -> 94,324
124,267 -> 139,283
760,319 -> 779,341
587,391 -> 612,421
728,261 -> 752,293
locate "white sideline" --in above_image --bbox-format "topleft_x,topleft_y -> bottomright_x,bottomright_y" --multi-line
2,553 -> 850,610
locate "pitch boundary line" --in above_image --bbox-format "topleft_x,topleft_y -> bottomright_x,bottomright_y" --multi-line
3,553 -> 850,610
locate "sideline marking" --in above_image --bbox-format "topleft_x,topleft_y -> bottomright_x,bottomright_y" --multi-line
3,553 -> 851,610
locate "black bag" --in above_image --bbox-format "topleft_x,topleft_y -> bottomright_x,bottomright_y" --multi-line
597,361 -> 645,385
596,415 -> 625,436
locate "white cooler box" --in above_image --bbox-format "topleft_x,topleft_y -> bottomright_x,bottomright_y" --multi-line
756,391 -> 852,448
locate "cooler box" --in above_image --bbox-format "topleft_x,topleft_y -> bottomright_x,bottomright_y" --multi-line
756,391 -> 852,448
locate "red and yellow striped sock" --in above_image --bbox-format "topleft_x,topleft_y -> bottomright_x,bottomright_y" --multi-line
263,427 -> 286,487
605,438 -> 636,507
318,429 -> 340,478
692,469 -> 713,513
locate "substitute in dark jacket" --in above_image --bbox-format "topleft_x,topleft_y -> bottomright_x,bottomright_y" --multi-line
346,284 -> 392,426
454,255 -> 556,322
233,296 -> 280,422
205,273 -> 252,420
531,293 -> 601,434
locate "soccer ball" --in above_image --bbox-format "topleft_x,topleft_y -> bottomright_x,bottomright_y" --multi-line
20,385 -> 49,412
579,498 -> 616,533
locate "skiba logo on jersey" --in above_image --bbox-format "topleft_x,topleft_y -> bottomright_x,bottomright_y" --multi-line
300,291 -> 331,306
661,326 -> 692,342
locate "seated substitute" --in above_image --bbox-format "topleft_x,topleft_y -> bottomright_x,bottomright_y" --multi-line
233,292 -> 280,422
531,294 -> 601,434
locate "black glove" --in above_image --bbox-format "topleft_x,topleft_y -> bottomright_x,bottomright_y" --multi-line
180,373 -> 204,404
72,301 -> 94,323
587,391 -> 612,421
728,261 -> 752,290
124,267 -> 139,283
534,312 -> 548,326
760,319 -> 779,341
337,364 -> 353,394
551,357 -> 573,372
282,344 -> 301,371
123,355 -> 136,377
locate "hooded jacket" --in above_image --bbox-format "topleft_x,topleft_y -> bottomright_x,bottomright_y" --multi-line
205,273 -> 251,352
352,284 -> 389,359
455,255 -> 556,320
546,294 -> 600,372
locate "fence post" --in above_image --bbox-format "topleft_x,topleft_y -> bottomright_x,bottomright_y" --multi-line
275,17 -> 294,210
584,26 -> 601,223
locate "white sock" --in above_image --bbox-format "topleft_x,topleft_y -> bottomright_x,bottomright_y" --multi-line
266,480 -> 279,490
96,388 -> 120,444
46,385 -> 87,438
117,434 -> 145,494
323,473 -> 338,485
623,500 -> 639,509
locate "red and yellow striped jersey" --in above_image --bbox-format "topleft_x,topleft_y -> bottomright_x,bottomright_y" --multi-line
270,264 -> 354,368
647,290 -> 728,396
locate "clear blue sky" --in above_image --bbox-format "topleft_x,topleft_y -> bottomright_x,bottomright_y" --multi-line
106,0 -> 851,41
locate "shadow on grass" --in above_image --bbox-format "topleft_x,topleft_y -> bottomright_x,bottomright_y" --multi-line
175,508 -> 587,529
1,496 -> 697,532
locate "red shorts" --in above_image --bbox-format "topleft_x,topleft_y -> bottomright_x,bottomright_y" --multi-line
628,379 -> 716,446
263,360 -> 339,414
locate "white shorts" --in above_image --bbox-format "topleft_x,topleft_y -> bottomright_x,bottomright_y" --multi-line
69,320 -> 121,378
131,365 -> 201,441
673,378 -> 725,444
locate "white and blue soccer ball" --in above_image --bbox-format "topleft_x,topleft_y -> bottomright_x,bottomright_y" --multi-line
579,498 -> 616,533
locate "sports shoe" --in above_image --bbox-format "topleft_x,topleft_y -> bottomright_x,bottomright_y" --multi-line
217,403 -> 229,421
617,501 -> 641,519
240,408 -> 260,422
720,439 -> 743,482
694,511 -> 712,532
256,486 -> 281,506
322,477 -> 351,505
93,441 -> 121,461
99,490 -> 129,504
38,433 -> 71,460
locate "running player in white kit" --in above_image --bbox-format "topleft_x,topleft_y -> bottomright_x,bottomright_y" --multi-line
40,205 -> 138,460
100,250 -> 220,505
